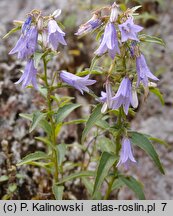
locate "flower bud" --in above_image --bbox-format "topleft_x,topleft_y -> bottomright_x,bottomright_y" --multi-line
110,2 -> 120,22
37,16 -> 44,31
101,103 -> 108,113
105,81 -> 113,108
148,82 -> 157,88
131,88 -> 138,108
42,29 -> 48,48
52,9 -> 61,18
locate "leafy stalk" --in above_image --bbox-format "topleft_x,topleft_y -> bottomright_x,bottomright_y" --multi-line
43,57 -> 59,184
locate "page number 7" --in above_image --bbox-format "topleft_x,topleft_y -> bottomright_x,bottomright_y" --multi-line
161,203 -> 167,211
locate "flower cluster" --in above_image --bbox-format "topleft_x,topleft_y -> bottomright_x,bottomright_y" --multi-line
75,1 -> 160,168
8,3 -> 160,169
9,9 -> 67,88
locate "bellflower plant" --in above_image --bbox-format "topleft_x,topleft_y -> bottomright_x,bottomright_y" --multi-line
6,9 -> 72,200
75,1 -> 165,200
5,1 -> 165,200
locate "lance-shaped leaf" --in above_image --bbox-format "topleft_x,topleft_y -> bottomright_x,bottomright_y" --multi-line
130,131 -> 165,174
52,184 -> 64,200
17,151 -> 49,166
139,34 -> 165,46
82,104 -> 103,144
29,111 -> 46,133
34,52 -> 45,68
57,144 -> 66,166
55,103 -> 81,124
119,176 -> 145,200
20,113 -> 52,135
92,152 -> 117,198
56,171 -> 95,185
82,177 -> 102,200
3,26 -> 21,39
149,87 -> 164,105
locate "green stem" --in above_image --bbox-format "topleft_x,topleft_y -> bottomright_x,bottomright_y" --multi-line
43,57 -> 59,183
104,176 -> 115,200
104,106 -> 124,199
104,166 -> 117,200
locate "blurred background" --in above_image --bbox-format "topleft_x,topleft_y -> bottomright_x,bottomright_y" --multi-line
0,0 -> 173,199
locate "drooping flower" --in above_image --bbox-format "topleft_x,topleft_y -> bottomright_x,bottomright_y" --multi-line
9,26 -> 38,60
136,54 -> 159,86
22,16 -> 32,34
112,77 -> 134,115
60,71 -> 96,94
47,19 -> 67,50
15,59 -> 38,89
75,13 -> 102,36
118,17 -> 143,42
94,22 -> 120,59
117,137 -> 136,167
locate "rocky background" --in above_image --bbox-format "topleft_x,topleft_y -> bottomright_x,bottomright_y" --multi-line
0,0 -> 173,199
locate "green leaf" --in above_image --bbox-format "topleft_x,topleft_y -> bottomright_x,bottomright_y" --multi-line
52,184 -> 64,200
93,152 -> 117,197
64,118 -> 86,125
39,119 -> 52,135
57,144 -> 66,166
35,137 -> 55,150
96,28 -> 104,41
3,26 -> 21,39
34,52 -> 44,68
95,118 -> 110,130
56,171 -> 95,185
112,178 -> 125,191
149,87 -> 164,105
97,137 -> 116,154
55,104 -> 81,124
130,132 -> 165,174
136,12 -> 157,22
149,137 -> 169,147
139,34 -> 165,46
30,111 -> 46,133
20,113 -> 52,135
8,183 -> 17,193
76,69 -> 103,76
17,151 -> 48,166
38,86 -> 47,98
119,176 -> 145,200
82,104 -> 103,143
0,175 -> 9,183
19,113 -> 32,121
82,177 -> 102,200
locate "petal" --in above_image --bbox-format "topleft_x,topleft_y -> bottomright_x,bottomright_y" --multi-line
95,43 -> 107,56
123,97 -> 130,115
